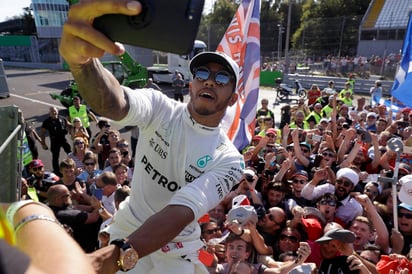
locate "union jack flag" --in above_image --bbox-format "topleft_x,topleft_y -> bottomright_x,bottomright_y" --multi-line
217,0 -> 260,151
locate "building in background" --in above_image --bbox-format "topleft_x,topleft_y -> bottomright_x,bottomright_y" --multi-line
0,0 -> 152,69
357,0 -> 412,57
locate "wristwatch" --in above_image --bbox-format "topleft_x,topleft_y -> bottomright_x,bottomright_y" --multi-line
110,239 -> 139,272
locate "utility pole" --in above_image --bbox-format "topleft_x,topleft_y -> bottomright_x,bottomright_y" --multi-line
284,0 -> 292,75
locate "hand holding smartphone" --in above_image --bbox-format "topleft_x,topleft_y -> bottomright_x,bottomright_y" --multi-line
93,0 -> 205,54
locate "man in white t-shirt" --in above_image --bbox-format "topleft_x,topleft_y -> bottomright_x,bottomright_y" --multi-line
59,2 -> 244,272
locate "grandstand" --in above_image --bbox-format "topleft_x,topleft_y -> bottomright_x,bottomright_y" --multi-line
357,0 -> 412,57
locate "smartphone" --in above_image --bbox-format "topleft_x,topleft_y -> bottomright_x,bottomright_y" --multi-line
313,154 -> 323,167
312,134 -> 323,142
93,0 -> 205,54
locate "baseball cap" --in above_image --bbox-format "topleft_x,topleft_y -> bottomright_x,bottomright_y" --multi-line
315,228 -> 356,243
265,128 -> 277,136
232,194 -> 251,208
398,175 -> 412,204
299,142 -> 311,151
400,163 -> 412,174
367,112 -> 377,118
227,205 -> 258,226
29,159 -> 44,169
336,167 -> 359,186
320,118 -> 329,124
189,51 -> 240,89
402,107 -> 412,113
398,203 -> 412,212
292,170 -> 308,180
303,207 -> 326,225
302,217 -> 323,241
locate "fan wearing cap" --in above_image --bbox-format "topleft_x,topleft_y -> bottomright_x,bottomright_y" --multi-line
365,112 -> 377,132
314,227 -> 374,274
25,159 -> 60,203
370,80 -> 383,107
395,175 -> 412,255
60,12 -> 244,272
301,167 -> 363,226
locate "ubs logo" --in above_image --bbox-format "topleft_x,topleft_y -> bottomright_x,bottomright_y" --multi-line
197,155 -> 212,168
149,138 -> 168,159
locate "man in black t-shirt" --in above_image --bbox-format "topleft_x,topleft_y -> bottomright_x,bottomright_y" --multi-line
48,184 -> 101,252
40,107 -> 71,176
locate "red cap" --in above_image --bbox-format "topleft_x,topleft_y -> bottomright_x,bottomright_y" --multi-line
198,214 -> 210,223
29,159 -> 44,169
265,128 -> 277,136
301,217 -> 323,241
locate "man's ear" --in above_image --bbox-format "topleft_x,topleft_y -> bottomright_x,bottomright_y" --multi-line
229,93 -> 238,107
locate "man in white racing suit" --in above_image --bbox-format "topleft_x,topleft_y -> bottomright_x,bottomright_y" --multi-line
59,1 -> 244,273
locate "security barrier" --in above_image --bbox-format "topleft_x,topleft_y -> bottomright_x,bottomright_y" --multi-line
0,59 -> 10,98
0,106 -> 23,202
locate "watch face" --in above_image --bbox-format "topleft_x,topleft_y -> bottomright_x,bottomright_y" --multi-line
121,248 -> 139,270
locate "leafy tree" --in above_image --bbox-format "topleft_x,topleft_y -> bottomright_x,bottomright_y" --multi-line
291,0 -> 368,57
9,6 -> 36,35
197,0 -> 238,50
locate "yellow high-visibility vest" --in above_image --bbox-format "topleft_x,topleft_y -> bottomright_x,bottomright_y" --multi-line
69,105 -> 89,128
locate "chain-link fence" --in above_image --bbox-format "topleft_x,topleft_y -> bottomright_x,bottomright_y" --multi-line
198,15 -> 402,79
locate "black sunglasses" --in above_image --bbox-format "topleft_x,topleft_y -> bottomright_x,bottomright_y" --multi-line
293,179 -> 306,184
194,66 -> 233,86
336,179 -> 352,187
322,152 -> 335,158
268,213 -> 282,226
204,228 -> 219,235
280,234 -> 298,243
319,200 -> 337,207
399,212 -> 412,219
84,162 -> 95,166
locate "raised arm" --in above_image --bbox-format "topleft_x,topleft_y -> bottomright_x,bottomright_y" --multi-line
354,193 -> 389,254
59,0 -> 143,120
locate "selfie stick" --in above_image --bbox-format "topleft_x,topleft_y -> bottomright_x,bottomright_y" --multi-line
381,138 -> 404,232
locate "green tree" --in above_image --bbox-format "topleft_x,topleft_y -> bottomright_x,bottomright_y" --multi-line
10,6 -> 36,35
197,0 -> 238,50
291,0 -> 368,56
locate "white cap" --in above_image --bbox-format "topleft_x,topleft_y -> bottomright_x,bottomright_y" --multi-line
189,51 -> 240,91
399,175 -> 412,204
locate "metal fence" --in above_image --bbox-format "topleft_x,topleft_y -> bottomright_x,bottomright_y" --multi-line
0,105 -> 22,203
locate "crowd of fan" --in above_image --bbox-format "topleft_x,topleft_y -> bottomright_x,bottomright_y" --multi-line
197,84 -> 412,273
18,81 -> 412,273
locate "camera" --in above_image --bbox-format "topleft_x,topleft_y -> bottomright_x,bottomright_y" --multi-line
244,169 -> 255,182
355,124 -> 371,143
254,204 -> 266,221
398,121 -> 409,128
